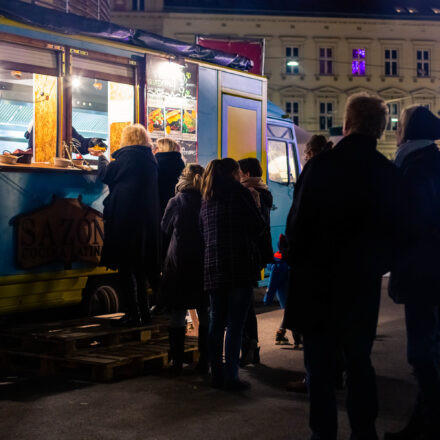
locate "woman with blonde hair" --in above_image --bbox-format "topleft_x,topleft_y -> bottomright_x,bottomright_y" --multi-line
155,137 -> 185,215
161,163 -> 209,375
89,123 -> 161,326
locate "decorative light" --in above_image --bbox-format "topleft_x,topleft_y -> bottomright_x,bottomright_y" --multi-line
394,6 -> 405,13
432,8 -> 440,14
72,76 -> 81,89
391,117 -> 399,122
407,7 -> 418,14
287,60 -> 299,67
10,70 -> 22,79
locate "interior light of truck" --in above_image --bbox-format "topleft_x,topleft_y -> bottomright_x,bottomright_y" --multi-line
72,76 -> 81,89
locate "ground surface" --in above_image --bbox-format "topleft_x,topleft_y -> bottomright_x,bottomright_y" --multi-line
0,279 -> 416,440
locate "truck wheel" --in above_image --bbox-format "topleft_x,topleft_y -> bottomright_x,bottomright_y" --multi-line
82,277 -> 120,316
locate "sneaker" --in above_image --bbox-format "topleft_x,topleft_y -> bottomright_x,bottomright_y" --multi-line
223,379 -> 251,391
275,329 -> 290,345
286,378 -> 308,393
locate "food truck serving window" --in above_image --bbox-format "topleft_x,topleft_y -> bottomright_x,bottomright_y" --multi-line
0,40 -> 59,164
70,54 -> 135,160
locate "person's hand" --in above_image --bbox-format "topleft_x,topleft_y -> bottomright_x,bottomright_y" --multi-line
88,148 -> 104,157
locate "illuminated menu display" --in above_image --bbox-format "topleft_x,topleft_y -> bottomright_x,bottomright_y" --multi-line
146,56 -> 198,162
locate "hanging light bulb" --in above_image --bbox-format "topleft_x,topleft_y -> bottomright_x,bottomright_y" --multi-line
93,79 -> 103,90
72,76 -> 81,89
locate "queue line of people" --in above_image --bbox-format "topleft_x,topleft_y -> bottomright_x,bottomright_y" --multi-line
89,92 -> 440,440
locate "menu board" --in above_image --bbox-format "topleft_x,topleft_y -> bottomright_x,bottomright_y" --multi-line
146,55 -> 198,162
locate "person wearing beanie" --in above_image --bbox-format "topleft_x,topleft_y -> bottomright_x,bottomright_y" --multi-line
386,105 -> 440,440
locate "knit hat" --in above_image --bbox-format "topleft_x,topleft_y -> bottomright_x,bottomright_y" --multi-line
404,106 -> 440,141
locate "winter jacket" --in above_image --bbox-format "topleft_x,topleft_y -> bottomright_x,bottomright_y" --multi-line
283,133 -> 405,333
241,177 -> 274,267
155,151 -> 185,215
97,145 -> 161,276
200,177 -> 267,291
389,144 -> 440,305
160,188 -> 208,309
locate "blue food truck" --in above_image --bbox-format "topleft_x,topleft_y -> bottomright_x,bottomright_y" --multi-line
0,1 -> 300,316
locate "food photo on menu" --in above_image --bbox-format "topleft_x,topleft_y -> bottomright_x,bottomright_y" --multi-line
147,107 -> 165,134
183,109 -> 196,135
165,108 -> 182,134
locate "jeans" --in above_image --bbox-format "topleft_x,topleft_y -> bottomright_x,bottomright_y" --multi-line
264,259 -> 289,308
170,307 -> 210,328
209,287 -> 253,381
405,302 -> 440,420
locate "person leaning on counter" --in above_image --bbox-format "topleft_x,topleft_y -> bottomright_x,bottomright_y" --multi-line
88,123 -> 161,327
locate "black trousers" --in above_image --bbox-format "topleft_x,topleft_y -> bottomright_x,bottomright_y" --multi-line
303,280 -> 381,440
118,266 -> 150,318
243,300 -> 258,342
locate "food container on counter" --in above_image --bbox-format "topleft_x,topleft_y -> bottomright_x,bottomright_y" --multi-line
0,154 -> 19,165
53,157 -> 71,168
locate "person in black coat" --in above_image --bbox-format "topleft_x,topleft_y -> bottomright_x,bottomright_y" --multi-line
155,137 -> 185,215
237,158 -> 274,366
200,158 -> 266,391
386,106 -> 440,440
283,93 -> 405,440
90,124 -> 161,326
160,163 -> 209,375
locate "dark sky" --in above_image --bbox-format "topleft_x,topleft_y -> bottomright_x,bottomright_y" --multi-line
165,1 -> 440,18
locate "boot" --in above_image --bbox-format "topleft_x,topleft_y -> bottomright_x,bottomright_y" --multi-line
384,406 -> 426,440
137,284 -> 152,325
240,338 -> 258,367
195,325 -> 209,374
168,327 -> 186,376
115,279 -> 143,327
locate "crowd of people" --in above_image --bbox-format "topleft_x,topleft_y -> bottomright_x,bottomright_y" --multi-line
88,92 -> 440,440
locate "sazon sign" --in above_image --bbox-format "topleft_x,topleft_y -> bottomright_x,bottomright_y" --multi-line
13,196 -> 104,269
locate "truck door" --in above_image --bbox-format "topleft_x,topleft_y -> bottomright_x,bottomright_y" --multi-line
267,121 -> 300,251
221,94 -> 262,161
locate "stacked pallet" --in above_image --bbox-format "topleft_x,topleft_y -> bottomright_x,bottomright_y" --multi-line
0,314 -> 198,381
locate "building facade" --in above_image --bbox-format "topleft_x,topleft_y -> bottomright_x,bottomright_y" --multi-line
21,0 -> 111,21
111,1 -> 440,157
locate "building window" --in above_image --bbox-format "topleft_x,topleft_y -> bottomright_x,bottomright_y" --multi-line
387,102 -> 400,131
285,47 -> 300,74
285,101 -> 300,125
319,101 -> 333,130
384,49 -> 399,76
319,47 -> 333,75
416,49 -> 430,77
352,48 -> 366,75
132,0 -> 145,11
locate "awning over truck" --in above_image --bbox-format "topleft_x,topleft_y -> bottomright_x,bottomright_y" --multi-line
0,0 -> 253,71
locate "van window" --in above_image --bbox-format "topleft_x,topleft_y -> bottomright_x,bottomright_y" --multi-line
289,144 -> 298,183
268,124 -> 293,139
268,140 -> 288,183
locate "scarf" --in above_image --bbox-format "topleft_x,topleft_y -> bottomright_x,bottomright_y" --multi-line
394,139 -> 434,168
241,177 -> 269,208
175,174 -> 195,194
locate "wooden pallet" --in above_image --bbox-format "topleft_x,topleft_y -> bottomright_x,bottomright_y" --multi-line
0,315 -> 199,381
0,314 -> 168,355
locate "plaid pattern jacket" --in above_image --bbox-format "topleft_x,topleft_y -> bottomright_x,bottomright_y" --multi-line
200,178 -> 266,291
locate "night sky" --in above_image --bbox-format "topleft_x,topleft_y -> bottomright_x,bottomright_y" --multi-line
166,0 -> 440,18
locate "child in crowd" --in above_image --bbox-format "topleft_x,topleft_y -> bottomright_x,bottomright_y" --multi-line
264,234 -> 303,348
161,164 -> 209,375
